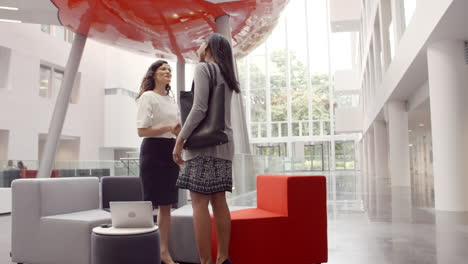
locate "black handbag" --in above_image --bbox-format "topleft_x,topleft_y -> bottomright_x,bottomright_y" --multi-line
179,62 -> 228,150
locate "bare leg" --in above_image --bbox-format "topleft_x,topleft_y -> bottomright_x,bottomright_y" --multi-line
158,205 -> 176,264
191,191 -> 213,264
210,192 -> 231,264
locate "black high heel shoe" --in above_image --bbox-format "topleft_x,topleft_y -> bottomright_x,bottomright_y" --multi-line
221,259 -> 232,264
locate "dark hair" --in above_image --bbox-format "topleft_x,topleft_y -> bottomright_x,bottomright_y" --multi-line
205,33 -> 240,93
17,161 -> 25,170
136,60 -> 171,100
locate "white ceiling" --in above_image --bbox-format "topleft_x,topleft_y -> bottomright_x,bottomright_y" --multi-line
0,0 -> 60,25
390,0 -> 468,101
408,99 -> 431,133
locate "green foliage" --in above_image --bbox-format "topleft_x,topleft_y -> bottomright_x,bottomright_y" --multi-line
237,49 -> 331,125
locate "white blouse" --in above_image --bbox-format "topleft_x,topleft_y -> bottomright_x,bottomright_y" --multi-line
136,91 -> 179,139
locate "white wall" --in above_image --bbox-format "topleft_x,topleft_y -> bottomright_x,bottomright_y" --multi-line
0,46 -> 11,89
0,23 -> 167,162
335,107 -> 363,133
0,130 -> 8,161
330,0 -> 361,21
104,47 -> 156,92
361,0 -> 453,133
334,70 -> 359,91
38,136 -> 80,161
104,95 -> 142,149
0,188 -> 11,214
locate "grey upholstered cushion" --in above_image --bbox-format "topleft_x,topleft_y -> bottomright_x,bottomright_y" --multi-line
40,177 -> 100,216
40,209 -> 111,264
101,176 -> 143,209
169,205 -> 252,263
11,177 -> 104,264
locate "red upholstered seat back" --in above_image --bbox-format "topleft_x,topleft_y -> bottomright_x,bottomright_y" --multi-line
257,174 -> 327,218
256,175 -> 289,216
256,174 -> 328,261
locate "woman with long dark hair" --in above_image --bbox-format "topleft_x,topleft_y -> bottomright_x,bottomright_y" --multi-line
172,33 -> 240,264
136,60 -> 180,264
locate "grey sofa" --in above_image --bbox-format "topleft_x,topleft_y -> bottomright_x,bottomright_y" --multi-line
11,177 -> 111,264
170,205 -> 251,263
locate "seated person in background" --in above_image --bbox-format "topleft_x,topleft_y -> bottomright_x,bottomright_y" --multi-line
17,161 -> 27,170
6,160 -> 17,169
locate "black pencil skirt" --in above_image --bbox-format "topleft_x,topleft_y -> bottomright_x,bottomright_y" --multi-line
139,137 -> 179,206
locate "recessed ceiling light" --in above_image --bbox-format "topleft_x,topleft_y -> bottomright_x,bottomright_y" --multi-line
189,11 -> 194,15
419,123 -> 424,127
0,6 -> 19,11
409,144 -> 413,147
0,18 -> 21,23
408,130 -> 412,133
172,13 -> 179,18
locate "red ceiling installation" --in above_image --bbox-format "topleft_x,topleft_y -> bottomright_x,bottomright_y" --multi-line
50,0 -> 288,62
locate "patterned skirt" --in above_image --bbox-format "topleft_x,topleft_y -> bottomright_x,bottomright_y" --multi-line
176,156 -> 232,194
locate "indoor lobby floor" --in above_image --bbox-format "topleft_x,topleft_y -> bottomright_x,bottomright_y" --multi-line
1,188 -> 468,264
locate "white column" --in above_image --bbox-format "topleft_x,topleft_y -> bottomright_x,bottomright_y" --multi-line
366,129 -> 376,217
176,60 -> 185,102
387,101 -> 410,187
37,33 -> 87,178
215,15 -> 251,154
428,40 -> 468,211
360,138 -> 368,209
176,60 -> 188,207
374,120 -> 390,216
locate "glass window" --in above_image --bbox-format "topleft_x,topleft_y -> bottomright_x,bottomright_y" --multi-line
292,88 -> 309,121
323,121 -> 331,136
312,74 -> 330,121
255,144 -> 284,157
287,0 -> 308,89
250,124 -> 259,138
249,44 -> 266,89
335,141 -> 355,170
302,122 -> 310,136
39,65 -> 52,98
250,89 -> 266,122
292,122 -> 300,136
268,16 -> 287,90
313,121 -> 321,136
271,89 -> 287,121
260,123 -> 267,138
271,123 -> 279,137
307,0 -> 329,74
281,123 -> 288,137
305,144 -> 324,170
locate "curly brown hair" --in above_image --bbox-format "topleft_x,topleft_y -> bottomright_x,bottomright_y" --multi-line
136,60 -> 171,100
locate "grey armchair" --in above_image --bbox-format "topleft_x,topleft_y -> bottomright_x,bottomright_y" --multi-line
100,176 -> 143,209
11,177 -> 111,264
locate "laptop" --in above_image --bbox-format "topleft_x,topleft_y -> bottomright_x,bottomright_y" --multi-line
109,201 -> 154,228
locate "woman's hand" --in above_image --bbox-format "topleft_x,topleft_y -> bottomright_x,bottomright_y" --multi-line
172,137 -> 185,166
171,123 -> 181,136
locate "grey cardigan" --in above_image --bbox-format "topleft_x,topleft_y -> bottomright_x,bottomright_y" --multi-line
179,62 -> 234,161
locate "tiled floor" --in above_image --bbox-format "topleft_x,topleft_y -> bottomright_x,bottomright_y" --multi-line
2,187 -> 468,264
